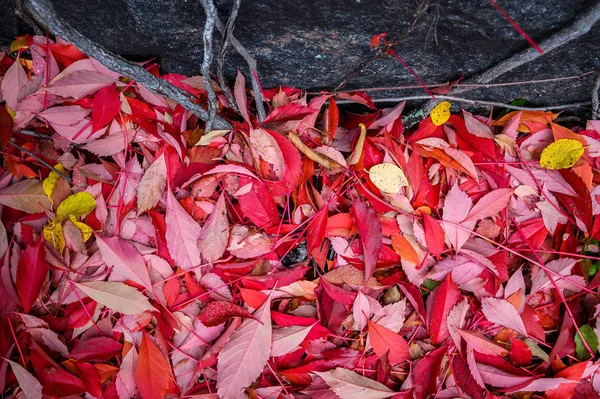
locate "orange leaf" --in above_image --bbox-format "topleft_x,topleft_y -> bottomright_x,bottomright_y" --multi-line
550,122 -> 586,145
135,332 -> 170,399
367,320 -> 410,365
492,110 -> 559,133
391,234 -> 419,264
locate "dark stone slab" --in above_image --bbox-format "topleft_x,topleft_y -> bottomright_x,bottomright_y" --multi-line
1,0 -> 599,111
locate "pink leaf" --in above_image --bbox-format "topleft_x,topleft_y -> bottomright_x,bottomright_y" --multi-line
45,70 -> 117,99
457,329 -> 509,357
165,190 -> 201,270
38,105 -> 90,126
0,59 -> 28,110
462,110 -> 494,138
464,188 -> 513,222
480,297 -> 528,336
137,153 -> 167,213
82,131 -> 127,157
199,193 -> 229,263
198,300 -> 253,327
234,70 -> 250,124
271,324 -> 315,357
7,360 -> 43,399
350,198 -> 382,287
217,294 -> 272,399
96,235 -> 153,291
442,183 -> 474,252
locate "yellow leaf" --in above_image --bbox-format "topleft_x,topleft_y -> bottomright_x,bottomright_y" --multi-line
5,104 -> 15,119
348,124 -> 367,166
368,163 -> 409,194
55,192 -> 96,223
69,215 -> 92,242
9,36 -> 28,53
430,101 -> 451,126
43,222 -> 65,254
539,139 -> 584,170
42,164 -> 68,206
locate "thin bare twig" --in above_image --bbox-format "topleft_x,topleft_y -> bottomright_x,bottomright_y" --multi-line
202,0 -> 218,132
24,0 -> 231,130
8,138 -> 72,182
216,0 -> 241,113
326,70 -> 596,94
592,71 -> 600,120
332,48 -> 386,92
406,3 -> 600,126
201,0 -> 267,122
336,94 -> 590,112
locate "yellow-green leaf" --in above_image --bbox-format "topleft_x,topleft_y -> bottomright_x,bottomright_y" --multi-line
430,101 -> 451,126
43,222 -> 65,254
539,139 -> 584,170
348,124 -> 367,166
55,192 -> 96,223
69,215 -> 92,242
42,164 -> 68,206
368,163 -> 409,194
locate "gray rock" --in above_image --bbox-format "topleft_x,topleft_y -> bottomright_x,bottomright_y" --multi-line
1,0 -> 599,112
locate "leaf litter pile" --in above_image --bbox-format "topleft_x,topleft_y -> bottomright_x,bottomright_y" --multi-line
2,35 -> 600,399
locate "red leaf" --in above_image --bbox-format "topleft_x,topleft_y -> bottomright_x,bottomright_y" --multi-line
16,236 -> 50,312
0,106 -> 13,149
422,213 -> 445,259
327,97 -> 339,141
350,198 -> 382,287
70,336 -> 123,361
74,362 -> 103,399
267,129 -> 302,188
306,209 -> 328,256
428,274 -> 461,345
509,338 -> 532,366
546,361 -> 588,399
91,83 -> 120,132
37,367 -> 86,397
413,346 -> 447,399
198,301 -> 254,327
238,176 -> 280,228
368,320 -> 410,365
261,102 -> 315,125
135,332 -> 170,399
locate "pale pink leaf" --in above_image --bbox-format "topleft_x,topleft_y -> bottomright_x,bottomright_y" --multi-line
217,295 -> 272,399
373,299 -> 406,333
508,378 -> 577,393
250,128 -> 285,180
530,258 -> 579,295
227,225 -> 271,259
477,363 -> 532,388
116,346 -> 138,399
96,235 -> 153,291
75,281 -> 155,315
480,297 -> 527,336
137,154 -> 167,213
234,71 -> 250,124
166,190 -> 202,270
45,70 -> 117,99
7,359 -> 43,399
314,368 -> 395,399
352,291 -> 373,330
1,59 -> 28,110
442,183 -> 473,251
457,329 -> 509,356
83,131 -> 127,157
504,267 -> 526,313
199,193 -> 229,263
0,179 -> 52,214
50,118 -> 103,144
38,105 -> 90,126
447,298 -> 469,350
464,188 -> 513,223
443,147 -> 478,179
462,110 -> 494,138
271,324 -> 315,357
